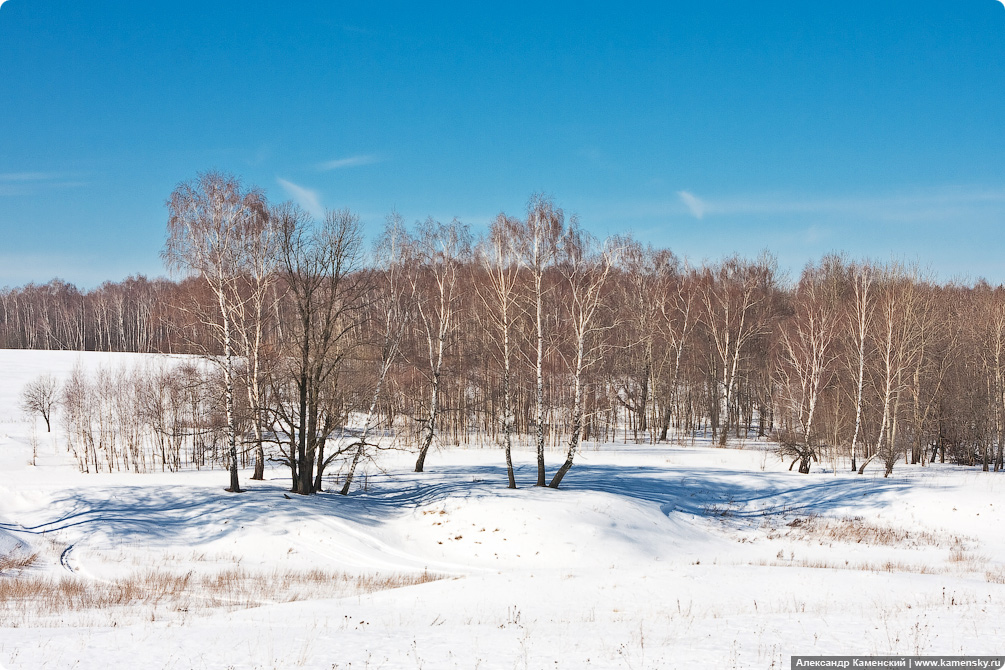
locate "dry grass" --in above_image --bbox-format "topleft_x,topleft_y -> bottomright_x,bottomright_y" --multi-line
0,550 -> 39,574
0,567 -> 443,627
985,565 -> 1005,584
754,557 -> 939,575
757,516 -> 996,578
769,516 -> 963,549
947,547 -> 990,573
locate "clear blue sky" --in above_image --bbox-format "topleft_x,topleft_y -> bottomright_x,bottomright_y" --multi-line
2,0 -> 1004,287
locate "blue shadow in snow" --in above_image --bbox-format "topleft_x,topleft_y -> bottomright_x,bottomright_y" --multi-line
0,460 -> 909,546
323,459 -> 910,523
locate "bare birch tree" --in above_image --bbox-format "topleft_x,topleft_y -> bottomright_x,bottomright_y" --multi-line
847,262 -> 875,472
513,195 -> 565,485
231,203 -> 280,480
549,227 -> 617,488
164,171 -> 268,493
776,258 -> 844,473
858,265 -> 924,477
477,214 -> 524,488
699,254 -> 776,446
653,257 -> 700,443
340,213 -> 414,494
412,218 -> 471,473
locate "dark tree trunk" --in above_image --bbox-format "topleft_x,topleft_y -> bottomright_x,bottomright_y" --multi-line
314,436 -> 327,493
295,374 -> 314,495
658,407 -> 671,443
288,439 -> 298,491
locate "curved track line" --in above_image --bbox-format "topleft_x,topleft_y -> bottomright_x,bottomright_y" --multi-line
59,544 -> 74,573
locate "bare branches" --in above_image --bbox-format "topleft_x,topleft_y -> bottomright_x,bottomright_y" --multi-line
410,218 -> 472,473
548,225 -> 618,488
268,204 -> 366,495
775,258 -> 845,472
20,374 -> 59,433
514,194 -> 565,486
699,254 -> 779,446
11,178 -> 1005,490
163,171 -> 272,493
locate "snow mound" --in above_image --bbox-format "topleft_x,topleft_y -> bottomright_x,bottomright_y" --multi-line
393,488 -> 724,571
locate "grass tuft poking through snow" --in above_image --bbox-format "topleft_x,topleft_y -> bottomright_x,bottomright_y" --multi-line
0,567 -> 442,627
772,515 -> 964,548
0,550 -> 38,574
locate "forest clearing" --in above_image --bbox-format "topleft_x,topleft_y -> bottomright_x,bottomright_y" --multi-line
1,350 -> 1004,669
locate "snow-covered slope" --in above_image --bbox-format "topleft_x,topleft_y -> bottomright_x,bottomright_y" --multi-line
1,349 -> 1004,669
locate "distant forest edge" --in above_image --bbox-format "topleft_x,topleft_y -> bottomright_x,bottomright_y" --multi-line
5,172 -> 1005,493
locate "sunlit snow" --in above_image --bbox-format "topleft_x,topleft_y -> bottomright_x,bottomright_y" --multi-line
0,349 -> 1003,669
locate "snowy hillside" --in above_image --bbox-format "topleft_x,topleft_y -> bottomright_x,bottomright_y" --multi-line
1,350 -> 1004,669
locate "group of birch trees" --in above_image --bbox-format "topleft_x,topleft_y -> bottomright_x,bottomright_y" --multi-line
58,361 -> 232,475
10,171 -> 1005,492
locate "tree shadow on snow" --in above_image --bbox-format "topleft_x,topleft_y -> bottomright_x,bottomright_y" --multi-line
0,460 -> 910,547
553,463 -> 910,520
323,459 -> 911,525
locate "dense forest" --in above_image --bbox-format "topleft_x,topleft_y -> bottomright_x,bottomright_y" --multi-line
5,172 -> 1005,492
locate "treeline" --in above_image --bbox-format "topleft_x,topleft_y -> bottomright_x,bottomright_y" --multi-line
0,276 -> 216,353
9,171 -> 1005,493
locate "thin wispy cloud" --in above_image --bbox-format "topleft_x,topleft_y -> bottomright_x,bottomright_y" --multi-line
316,154 -> 381,171
277,177 -> 324,218
0,171 -> 88,196
673,186 -> 1005,223
678,191 -> 706,219
0,172 -> 66,181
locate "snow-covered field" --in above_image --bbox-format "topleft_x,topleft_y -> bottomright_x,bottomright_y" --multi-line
1,350 -> 1004,669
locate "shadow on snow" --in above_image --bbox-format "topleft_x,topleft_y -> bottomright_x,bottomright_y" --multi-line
0,458 -> 911,546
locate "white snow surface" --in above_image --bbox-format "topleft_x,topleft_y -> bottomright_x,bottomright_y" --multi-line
0,349 -> 1004,668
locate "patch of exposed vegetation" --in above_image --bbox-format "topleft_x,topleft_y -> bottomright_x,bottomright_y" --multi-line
0,567 -> 443,627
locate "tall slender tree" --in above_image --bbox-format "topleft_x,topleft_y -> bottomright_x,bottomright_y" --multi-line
163,171 -> 268,493
549,227 -> 617,488
845,261 -> 876,472
776,257 -> 844,473
699,254 -> 777,446
413,218 -> 471,473
340,213 -> 414,494
513,195 -> 565,485
477,214 -> 524,488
